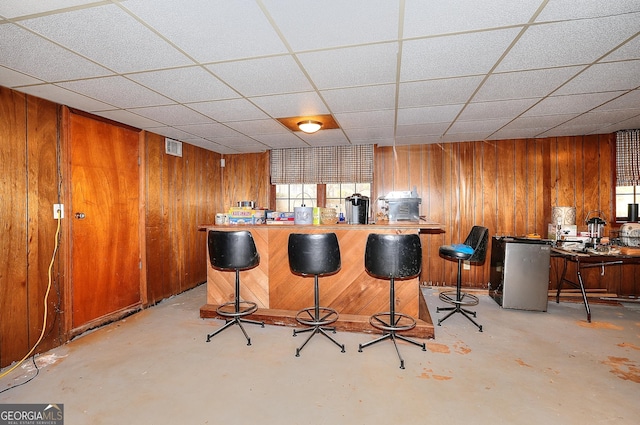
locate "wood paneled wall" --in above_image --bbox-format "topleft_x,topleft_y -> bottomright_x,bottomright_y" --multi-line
373,135 -> 639,294
143,133 -> 222,304
1,88 -> 63,367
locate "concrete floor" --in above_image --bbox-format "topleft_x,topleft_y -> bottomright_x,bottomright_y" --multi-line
2,284 -> 639,425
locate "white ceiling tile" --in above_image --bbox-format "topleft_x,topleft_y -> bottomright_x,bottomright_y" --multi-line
535,0 -> 640,21
130,105 -> 211,126
497,13 -> 640,72
396,123 -> 450,137
142,126 -> 195,141
263,0 -> 398,51
600,34 -> 640,62
403,0 -> 540,38
174,123 -> 240,139
213,135 -> 269,152
0,66 -> 43,87
0,24 -> 112,81
0,0 -> 102,18
128,67 -> 239,103
598,114 -> 640,133
21,4 -> 192,73
334,110 -> 396,129
321,85 -> 396,113
58,76 -> 173,108
459,98 -> 540,120
398,76 -> 484,108
92,109 -> 161,129
473,66 -> 584,101
189,99 -> 270,122
298,43 -> 399,89
207,56 -> 313,97
252,133 -> 307,149
397,104 -> 464,125
488,128 -> 545,139
250,92 -> 329,117
448,118 -> 511,134
16,83 -> 112,111
400,28 -> 520,81
297,129 -> 349,146
594,90 -> 640,111
343,127 -> 395,142
392,135 -> 442,145
555,60 -> 640,95
123,0 -> 287,62
523,92 -> 626,117
225,120 -> 290,136
502,114 -> 579,130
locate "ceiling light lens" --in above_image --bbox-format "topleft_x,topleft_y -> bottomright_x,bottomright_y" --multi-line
297,120 -> 323,134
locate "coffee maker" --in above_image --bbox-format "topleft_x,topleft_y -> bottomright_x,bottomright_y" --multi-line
345,193 -> 369,224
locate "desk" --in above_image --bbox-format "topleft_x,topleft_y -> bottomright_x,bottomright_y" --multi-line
199,222 -> 444,338
551,248 -> 640,322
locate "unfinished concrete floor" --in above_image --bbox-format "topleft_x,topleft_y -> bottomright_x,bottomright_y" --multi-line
2,284 -> 639,425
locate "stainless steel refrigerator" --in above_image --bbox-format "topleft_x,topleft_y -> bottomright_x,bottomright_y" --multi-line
489,237 -> 551,311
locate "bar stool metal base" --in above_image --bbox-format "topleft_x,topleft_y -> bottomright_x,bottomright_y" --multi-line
293,306 -> 345,356
206,301 -> 265,346
358,312 -> 426,369
437,290 -> 483,332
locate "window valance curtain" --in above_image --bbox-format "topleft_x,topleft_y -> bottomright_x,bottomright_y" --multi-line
616,129 -> 640,186
270,145 -> 373,184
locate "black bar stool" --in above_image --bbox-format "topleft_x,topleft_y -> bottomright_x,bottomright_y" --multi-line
288,233 -> 345,357
206,230 -> 264,346
358,233 -> 426,369
437,225 -> 489,332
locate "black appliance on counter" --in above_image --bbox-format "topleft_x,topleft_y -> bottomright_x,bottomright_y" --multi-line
489,237 -> 551,311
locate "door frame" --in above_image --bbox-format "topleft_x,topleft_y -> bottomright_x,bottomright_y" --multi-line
60,106 -> 147,337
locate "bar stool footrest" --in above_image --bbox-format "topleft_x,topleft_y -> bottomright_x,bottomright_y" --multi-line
295,307 -> 339,327
369,312 -> 417,332
216,301 -> 258,318
438,290 -> 480,307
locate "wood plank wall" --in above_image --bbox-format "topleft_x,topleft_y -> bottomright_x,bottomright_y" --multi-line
1,88 -> 63,367
143,132 -> 222,304
373,135 -> 639,295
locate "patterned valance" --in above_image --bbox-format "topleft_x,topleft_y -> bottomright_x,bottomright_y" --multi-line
270,145 -> 373,184
616,129 -> 640,186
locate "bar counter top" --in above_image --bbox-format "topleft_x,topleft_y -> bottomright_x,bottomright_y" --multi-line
199,221 -> 444,338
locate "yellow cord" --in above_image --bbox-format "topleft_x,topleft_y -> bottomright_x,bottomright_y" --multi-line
0,213 -> 61,379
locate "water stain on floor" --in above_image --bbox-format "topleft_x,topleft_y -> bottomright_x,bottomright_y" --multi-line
617,342 -> 640,351
577,321 -> 624,330
601,356 -> 640,383
515,358 -> 532,368
418,368 -> 453,381
426,342 -> 450,354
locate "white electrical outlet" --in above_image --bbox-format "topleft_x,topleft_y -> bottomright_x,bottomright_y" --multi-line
53,204 -> 64,219
463,260 -> 471,270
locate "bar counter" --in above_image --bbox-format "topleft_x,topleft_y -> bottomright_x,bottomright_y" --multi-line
199,221 -> 443,338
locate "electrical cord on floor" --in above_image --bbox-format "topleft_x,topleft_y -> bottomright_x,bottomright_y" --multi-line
0,212 -> 61,389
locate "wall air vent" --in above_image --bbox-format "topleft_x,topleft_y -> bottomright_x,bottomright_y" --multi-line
165,138 -> 182,157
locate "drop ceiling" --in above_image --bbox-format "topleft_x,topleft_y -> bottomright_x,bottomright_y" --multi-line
1,0 -> 639,154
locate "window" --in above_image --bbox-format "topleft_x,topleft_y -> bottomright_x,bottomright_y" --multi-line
616,185 -> 639,221
275,184 -> 317,212
615,129 -> 640,222
326,183 -> 371,214
275,182 -> 371,214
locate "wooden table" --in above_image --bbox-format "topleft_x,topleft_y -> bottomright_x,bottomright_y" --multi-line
551,247 -> 640,322
199,222 -> 444,338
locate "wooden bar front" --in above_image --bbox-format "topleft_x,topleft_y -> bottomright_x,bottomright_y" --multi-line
199,222 -> 444,339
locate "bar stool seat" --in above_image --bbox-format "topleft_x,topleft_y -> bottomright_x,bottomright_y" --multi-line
288,233 -> 345,357
358,233 -> 426,369
206,230 -> 264,346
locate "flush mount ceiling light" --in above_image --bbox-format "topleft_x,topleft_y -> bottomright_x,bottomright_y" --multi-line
297,120 -> 323,134
276,115 -> 339,134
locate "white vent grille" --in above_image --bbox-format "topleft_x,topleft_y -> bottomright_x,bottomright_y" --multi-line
165,138 -> 182,157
